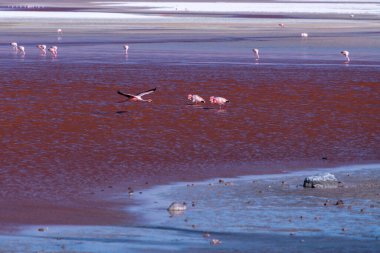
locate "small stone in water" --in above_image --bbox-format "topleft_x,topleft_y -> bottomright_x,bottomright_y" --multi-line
167,202 -> 187,211
210,239 -> 221,245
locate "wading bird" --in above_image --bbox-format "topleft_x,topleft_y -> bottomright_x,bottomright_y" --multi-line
17,45 -> 25,55
48,46 -> 58,57
57,28 -> 63,34
278,23 -> 285,28
301,33 -> 308,37
210,96 -> 229,109
188,94 -> 205,105
10,42 -> 17,50
252,48 -> 259,60
117,88 -> 157,102
341,50 -> 350,63
124,44 -> 129,54
37,44 -> 47,55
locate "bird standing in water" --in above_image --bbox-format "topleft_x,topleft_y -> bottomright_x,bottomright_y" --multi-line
210,96 -> 229,109
188,94 -> 205,105
10,42 -> 18,51
117,88 -> 157,102
37,44 -> 47,55
17,45 -> 25,55
341,50 -> 350,63
252,48 -> 259,60
124,44 -> 129,54
48,46 -> 58,57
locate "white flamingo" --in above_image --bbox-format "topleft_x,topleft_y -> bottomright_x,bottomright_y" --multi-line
17,45 -> 25,55
188,94 -> 205,105
37,44 -> 47,55
10,42 -> 18,50
210,96 -> 229,109
301,33 -> 308,37
252,48 -> 259,60
123,44 -> 129,54
341,50 -> 350,63
48,46 -> 58,57
117,88 -> 156,102
57,28 -> 63,34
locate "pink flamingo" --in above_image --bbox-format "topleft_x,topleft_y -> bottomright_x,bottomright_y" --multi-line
48,46 -> 58,57
252,48 -> 259,60
57,28 -> 63,34
36,44 -> 46,55
341,50 -> 350,63
210,96 -> 229,109
188,94 -> 205,105
278,23 -> 285,28
123,44 -> 129,54
117,88 -> 156,102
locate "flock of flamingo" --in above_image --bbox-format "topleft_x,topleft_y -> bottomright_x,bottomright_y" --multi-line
10,41 -> 58,57
9,26 -> 352,109
9,27 -> 351,62
116,88 -> 230,109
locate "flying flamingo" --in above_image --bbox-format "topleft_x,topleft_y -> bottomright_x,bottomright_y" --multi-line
117,88 -> 157,102
341,50 -> 350,63
210,96 -> 229,109
37,44 -> 47,55
10,42 -> 18,50
17,45 -> 25,55
188,94 -> 205,105
123,44 -> 129,54
252,48 -> 259,60
48,46 -> 58,57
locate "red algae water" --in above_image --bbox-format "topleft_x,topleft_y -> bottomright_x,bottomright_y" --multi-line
0,12 -> 380,227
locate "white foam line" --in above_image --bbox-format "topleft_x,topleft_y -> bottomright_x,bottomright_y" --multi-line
0,11 -> 162,19
93,1 -> 380,15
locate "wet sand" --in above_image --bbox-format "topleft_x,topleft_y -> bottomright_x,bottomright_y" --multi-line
1,164 -> 379,252
0,1 -> 380,251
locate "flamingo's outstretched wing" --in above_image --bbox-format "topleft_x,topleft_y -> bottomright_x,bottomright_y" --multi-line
137,88 -> 157,97
117,90 -> 135,99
